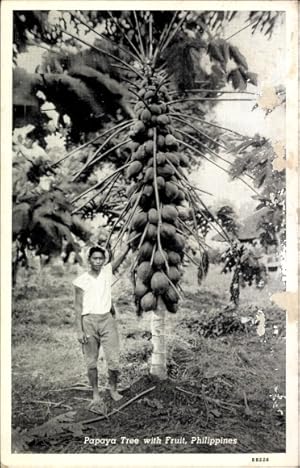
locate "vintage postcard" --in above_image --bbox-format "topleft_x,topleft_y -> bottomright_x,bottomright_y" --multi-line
1,1 -> 298,467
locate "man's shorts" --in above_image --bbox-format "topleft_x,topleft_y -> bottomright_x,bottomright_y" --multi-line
81,313 -> 120,371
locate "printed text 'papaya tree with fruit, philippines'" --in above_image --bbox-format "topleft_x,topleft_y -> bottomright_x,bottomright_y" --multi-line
14,11 -> 285,379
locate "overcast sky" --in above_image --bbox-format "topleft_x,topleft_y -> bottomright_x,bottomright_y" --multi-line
192,12 -> 285,214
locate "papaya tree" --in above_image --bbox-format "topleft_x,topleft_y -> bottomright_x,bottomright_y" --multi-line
13,10 -> 284,379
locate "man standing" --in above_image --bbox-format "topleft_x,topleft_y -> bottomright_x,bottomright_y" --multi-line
73,245 -> 127,408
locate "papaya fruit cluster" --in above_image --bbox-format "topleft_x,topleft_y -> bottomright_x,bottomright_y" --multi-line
125,76 -> 191,314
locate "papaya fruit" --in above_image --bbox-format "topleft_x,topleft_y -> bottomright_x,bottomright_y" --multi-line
141,291 -> 157,311
149,103 -> 161,115
151,271 -> 169,295
165,134 -> 178,149
168,266 -> 181,283
141,109 -> 152,123
157,164 -> 175,179
147,128 -> 154,138
146,223 -> 157,241
166,301 -> 179,313
161,204 -> 178,223
156,152 -> 166,165
164,181 -> 179,201
148,208 -> 159,224
146,158 -> 153,168
144,167 -> 154,182
132,211 -> 148,231
157,176 -> 165,190
179,153 -> 189,167
161,290 -> 179,313
137,261 -> 152,283
128,141 -> 140,152
167,250 -> 181,266
127,161 -> 143,179
161,289 -> 179,310
164,285 -> 178,303
157,114 -> 170,126
174,189 -> 185,203
139,194 -> 152,211
157,135 -> 165,149
153,250 -> 165,268
160,222 -> 176,240
132,148 -> 146,162
143,184 -> 153,197
133,121 -> 146,135
172,233 -> 185,252
135,281 -> 148,298
144,140 -> 154,156
136,144 -> 146,158
139,241 -> 153,260
167,153 -> 179,166
158,126 -> 168,137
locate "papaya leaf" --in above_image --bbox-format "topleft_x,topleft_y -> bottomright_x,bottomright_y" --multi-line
228,69 -> 243,90
13,68 -> 44,107
12,202 -> 31,239
208,41 -> 224,63
246,71 -> 258,86
218,39 -> 230,63
229,45 -> 248,70
41,73 -> 104,120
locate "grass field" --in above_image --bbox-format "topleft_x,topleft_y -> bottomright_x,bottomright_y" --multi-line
11,261 -> 286,454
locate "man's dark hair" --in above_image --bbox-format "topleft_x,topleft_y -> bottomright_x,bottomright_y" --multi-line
88,246 -> 106,259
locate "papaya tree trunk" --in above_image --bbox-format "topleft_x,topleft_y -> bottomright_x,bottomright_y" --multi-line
150,298 -> 167,379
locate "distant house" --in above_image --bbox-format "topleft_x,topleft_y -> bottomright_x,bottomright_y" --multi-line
212,208 -> 268,244
237,209 -> 268,244
212,208 -> 280,272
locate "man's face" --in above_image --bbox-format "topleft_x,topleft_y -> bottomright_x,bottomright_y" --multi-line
89,252 -> 105,272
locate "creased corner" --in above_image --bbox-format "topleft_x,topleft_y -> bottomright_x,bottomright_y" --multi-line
271,291 -> 298,323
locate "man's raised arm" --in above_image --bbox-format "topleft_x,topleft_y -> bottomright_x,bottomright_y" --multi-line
104,245 -> 130,274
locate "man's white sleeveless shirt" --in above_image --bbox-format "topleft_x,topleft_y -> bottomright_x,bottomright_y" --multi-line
72,263 -> 112,315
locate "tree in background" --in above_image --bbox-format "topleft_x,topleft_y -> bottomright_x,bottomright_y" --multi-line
12,127 -> 93,285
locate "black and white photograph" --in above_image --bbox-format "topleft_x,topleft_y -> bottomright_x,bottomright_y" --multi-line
1,1 -> 298,466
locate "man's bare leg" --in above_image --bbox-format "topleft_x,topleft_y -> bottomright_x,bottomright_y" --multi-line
87,368 -> 101,407
108,369 -> 123,401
